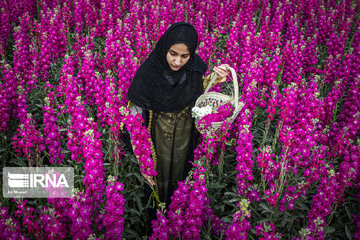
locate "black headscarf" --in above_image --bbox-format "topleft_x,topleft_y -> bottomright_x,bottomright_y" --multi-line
127,22 -> 208,112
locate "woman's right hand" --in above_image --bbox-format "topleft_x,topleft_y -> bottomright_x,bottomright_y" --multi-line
142,173 -> 155,186
214,64 -> 231,81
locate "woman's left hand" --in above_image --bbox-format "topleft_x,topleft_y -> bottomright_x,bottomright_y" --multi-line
142,173 -> 155,186
214,64 -> 230,81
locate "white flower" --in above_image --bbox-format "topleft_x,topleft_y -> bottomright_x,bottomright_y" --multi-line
192,105 -> 213,118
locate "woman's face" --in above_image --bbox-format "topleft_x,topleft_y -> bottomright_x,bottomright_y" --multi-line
166,43 -> 191,71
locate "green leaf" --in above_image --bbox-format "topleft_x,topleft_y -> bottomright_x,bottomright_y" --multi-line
345,205 -> 352,220
126,207 -> 141,217
208,182 -> 224,189
259,203 -> 271,213
135,195 -> 144,212
123,228 -> 140,239
221,216 -> 233,223
345,225 -> 352,240
8,158 -> 26,167
224,191 -> 238,197
325,226 -> 335,235
125,172 -> 144,183
229,198 -> 240,203
296,201 -> 310,211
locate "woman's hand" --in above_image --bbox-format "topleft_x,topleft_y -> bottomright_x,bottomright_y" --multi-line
214,64 -> 230,82
142,173 -> 155,186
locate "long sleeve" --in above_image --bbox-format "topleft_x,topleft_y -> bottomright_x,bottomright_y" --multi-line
202,72 -> 226,90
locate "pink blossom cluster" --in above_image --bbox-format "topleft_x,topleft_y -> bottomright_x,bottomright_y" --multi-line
66,192 -> 95,238
154,165 -> 208,239
0,62 -> 18,122
149,208 -> 170,240
226,20 -> 242,73
74,0 -> 97,35
0,0 -> 36,27
61,74 -> 105,205
103,177 -> 126,239
0,3 -> 11,48
181,166 -> 207,239
275,80 -> 327,211
167,182 -> 190,234
234,96 -> 257,200
77,49 -> 98,106
0,81 -> 10,132
37,6 -> 68,81
354,215 -> 360,240
13,12 -> 38,92
328,76 -> 360,160
58,56 -> 83,162
255,222 -> 282,240
132,20 -> 152,63
256,147 -> 280,204
14,200 -> 67,239
197,102 -> 234,134
115,44 -> 140,107
225,199 -> 251,240
95,74 -> 126,163
11,78 -> 45,163
123,109 -> 157,176
77,24 -> 156,174
96,0 -> 122,37
0,203 -> 26,240
58,53 -> 107,236
43,86 -> 64,164
195,109 -> 233,166
227,63 -> 261,238
201,201 -> 228,236
304,143 -> 360,239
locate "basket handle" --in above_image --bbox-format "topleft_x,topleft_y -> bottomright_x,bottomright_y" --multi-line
204,67 -> 239,112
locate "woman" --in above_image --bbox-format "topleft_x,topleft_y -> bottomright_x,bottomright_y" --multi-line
127,22 -> 229,204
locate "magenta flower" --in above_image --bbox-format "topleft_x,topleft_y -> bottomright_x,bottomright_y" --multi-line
103,177 -> 126,239
0,203 -> 26,240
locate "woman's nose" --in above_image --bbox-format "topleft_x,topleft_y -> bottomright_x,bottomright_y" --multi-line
174,57 -> 181,65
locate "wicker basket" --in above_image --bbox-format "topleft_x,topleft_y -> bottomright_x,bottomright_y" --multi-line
194,67 -> 242,134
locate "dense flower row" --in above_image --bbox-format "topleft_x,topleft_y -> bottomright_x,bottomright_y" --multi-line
103,177 -> 126,239
0,203 -> 26,240
150,165 -> 208,239
43,86 -> 64,164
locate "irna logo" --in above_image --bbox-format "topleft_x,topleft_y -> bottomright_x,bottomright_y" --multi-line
8,172 -> 69,188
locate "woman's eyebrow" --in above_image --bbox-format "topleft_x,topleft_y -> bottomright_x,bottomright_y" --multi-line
169,49 -> 178,54
169,49 -> 190,56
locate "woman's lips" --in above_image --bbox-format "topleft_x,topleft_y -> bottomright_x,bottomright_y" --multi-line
172,65 -> 180,69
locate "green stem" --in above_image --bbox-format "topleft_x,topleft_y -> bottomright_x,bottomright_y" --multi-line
278,147 -> 289,195
253,107 -> 260,126
261,121 -> 270,149
36,0 -> 41,19
113,144 -> 119,177
272,119 -> 283,152
325,203 -> 337,234
218,148 -> 224,181
330,98 -> 340,127
147,182 -> 160,205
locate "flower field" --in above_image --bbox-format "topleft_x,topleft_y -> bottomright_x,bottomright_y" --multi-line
1,0 -> 360,239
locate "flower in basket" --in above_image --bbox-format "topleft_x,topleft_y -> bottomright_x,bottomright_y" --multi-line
196,102 -> 234,133
191,105 -> 213,119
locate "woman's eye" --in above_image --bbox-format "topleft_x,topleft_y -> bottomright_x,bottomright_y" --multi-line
170,52 -> 176,56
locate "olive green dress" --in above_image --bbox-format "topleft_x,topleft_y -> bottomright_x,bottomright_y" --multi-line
152,106 -> 194,202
